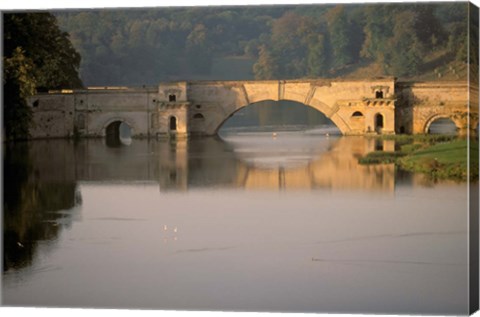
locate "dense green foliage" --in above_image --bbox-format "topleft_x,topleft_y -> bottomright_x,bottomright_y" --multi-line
54,3 -> 473,85
3,13 -> 83,140
55,8 -> 275,84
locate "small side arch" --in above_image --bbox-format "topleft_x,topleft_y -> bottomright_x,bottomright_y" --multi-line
101,117 -> 137,137
423,114 -> 460,134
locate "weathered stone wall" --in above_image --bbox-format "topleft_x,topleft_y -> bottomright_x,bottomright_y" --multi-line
396,81 -> 476,134
27,78 -> 474,139
29,88 -> 157,139
28,94 -> 75,138
153,103 -> 189,136
158,82 -> 188,102
186,82 -> 244,135
312,79 -> 396,134
76,89 -> 155,137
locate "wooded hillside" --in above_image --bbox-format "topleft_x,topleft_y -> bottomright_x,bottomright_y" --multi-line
54,3 -> 477,86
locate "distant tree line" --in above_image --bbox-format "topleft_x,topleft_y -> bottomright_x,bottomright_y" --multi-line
252,3 -> 472,79
53,3 -> 474,86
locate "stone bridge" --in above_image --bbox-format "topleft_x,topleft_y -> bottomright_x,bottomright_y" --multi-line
28,77 -> 478,139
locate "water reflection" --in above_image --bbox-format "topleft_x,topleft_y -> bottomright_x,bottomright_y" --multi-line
2,135 -> 399,271
2,135 -> 469,314
14,135 -> 400,190
3,142 -> 81,272
1,134 -> 400,271
226,134 -> 396,191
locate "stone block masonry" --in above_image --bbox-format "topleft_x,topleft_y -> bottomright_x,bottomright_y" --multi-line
27,78 -> 477,139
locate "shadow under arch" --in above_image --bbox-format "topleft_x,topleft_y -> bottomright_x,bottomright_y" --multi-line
214,99 -> 345,134
103,117 -> 135,147
424,115 -> 459,134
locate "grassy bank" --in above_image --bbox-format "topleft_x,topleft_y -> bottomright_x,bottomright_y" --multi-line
398,139 -> 478,181
373,134 -> 458,145
359,135 -> 479,181
358,151 -> 406,164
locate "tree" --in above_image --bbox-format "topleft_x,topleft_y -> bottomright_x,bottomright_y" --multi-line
268,11 -> 310,78
411,4 -> 447,48
307,34 -> 330,77
185,24 -> 213,75
3,48 -> 35,140
4,13 -> 82,90
325,5 -> 355,69
253,45 -> 279,79
386,11 -> 424,77
3,13 -> 83,140
360,5 -> 395,61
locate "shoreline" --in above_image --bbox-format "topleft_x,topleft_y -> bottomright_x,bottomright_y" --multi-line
359,135 -> 479,182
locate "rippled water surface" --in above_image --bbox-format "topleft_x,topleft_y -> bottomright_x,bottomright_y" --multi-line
2,130 -> 469,314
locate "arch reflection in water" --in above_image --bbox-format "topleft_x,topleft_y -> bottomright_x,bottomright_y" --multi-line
137,133 -> 396,192
12,136 -> 398,194
220,133 -> 395,191
154,133 -> 396,192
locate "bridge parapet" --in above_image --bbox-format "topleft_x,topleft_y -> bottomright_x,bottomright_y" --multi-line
27,78 -> 476,139
158,82 -> 188,102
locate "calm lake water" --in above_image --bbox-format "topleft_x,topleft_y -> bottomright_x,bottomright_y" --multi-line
2,128 -> 469,315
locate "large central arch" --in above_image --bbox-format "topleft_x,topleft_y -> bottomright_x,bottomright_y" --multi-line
214,98 -> 349,134
233,81 -> 352,134
186,79 -> 397,136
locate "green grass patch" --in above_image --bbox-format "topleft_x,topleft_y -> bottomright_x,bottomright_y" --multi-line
358,151 -> 406,164
358,136 -> 478,181
400,143 -> 423,154
369,134 -> 457,145
398,139 -> 478,181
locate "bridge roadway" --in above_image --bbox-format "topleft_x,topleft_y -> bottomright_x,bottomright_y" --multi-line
28,77 -> 478,139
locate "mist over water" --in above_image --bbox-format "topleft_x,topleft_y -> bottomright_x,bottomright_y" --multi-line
2,132 -> 469,314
